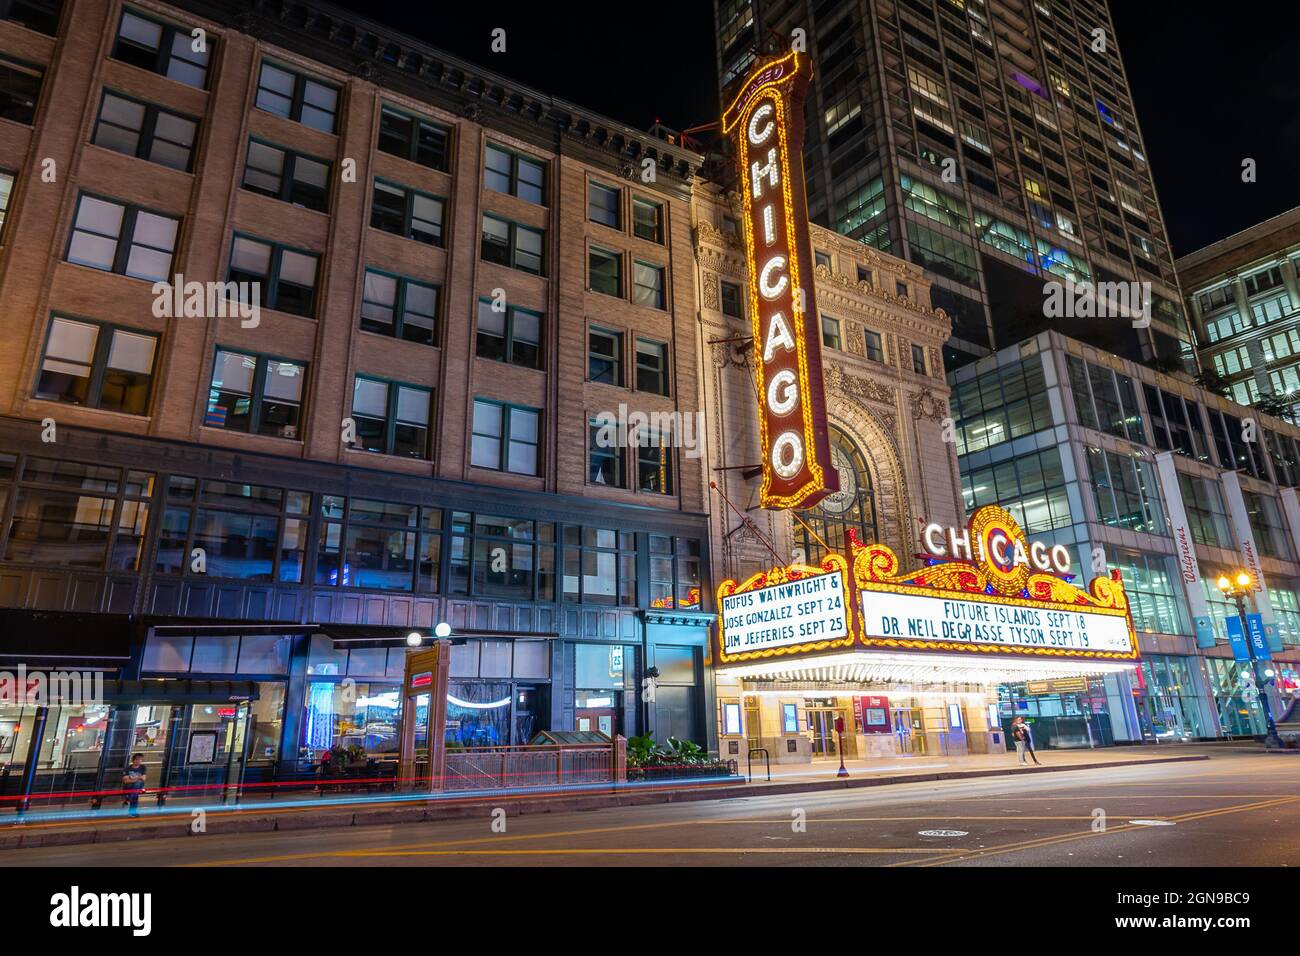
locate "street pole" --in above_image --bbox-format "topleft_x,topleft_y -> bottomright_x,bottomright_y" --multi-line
834,715 -> 848,778
1231,592 -> 1283,750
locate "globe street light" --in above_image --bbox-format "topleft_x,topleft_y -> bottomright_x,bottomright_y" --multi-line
1216,571 -> 1283,749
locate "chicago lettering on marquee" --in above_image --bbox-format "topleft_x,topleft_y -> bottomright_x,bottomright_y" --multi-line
721,51 -> 837,510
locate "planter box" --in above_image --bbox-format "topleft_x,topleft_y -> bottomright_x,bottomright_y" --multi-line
630,762 -> 735,782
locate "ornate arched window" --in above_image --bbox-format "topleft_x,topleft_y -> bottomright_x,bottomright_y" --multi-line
795,427 -> 877,565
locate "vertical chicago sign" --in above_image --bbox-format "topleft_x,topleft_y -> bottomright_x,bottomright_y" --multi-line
722,51 -> 837,510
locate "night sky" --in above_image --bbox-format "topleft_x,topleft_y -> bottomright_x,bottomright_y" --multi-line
334,0 -> 1300,257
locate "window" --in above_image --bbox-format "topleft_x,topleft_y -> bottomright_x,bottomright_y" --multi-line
588,182 -> 620,228
370,180 -> 443,245
1114,550 -> 1186,637
1244,491 -> 1295,561
856,265 -> 873,286
446,513 -> 555,600
962,447 -> 1071,534
632,197 -> 664,243
0,55 -> 41,125
1177,473 -> 1232,549
911,343 -> 927,374
648,534 -> 701,609
35,316 -> 158,415
1067,356 -> 1144,443
242,140 -> 329,211
636,339 -> 669,395
589,328 -> 622,386
471,400 -> 540,475
112,10 -> 209,89
350,376 -> 431,459
633,260 -> 666,309
0,169 -> 13,242
314,497 -> 443,593
92,91 -> 197,172
864,329 -> 884,362
480,214 -> 544,275
360,270 -> 439,346
720,280 -> 743,319
815,250 -> 832,270
2,0 -> 63,34
822,315 -> 841,350
6,459 -> 154,571
1086,448 -> 1168,535
589,246 -> 622,297
227,235 -> 319,318
254,61 -> 337,133
896,280 -> 910,298
564,527 -> 637,605
66,194 -> 178,282
377,106 -> 450,171
206,350 -> 306,439
158,478 -> 308,583
475,298 -> 541,369
589,417 -> 625,488
637,428 -> 674,495
484,144 -> 545,204
951,357 -> 1053,455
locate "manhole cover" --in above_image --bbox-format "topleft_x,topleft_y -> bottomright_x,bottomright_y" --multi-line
1128,819 -> 1176,827
918,829 -> 969,837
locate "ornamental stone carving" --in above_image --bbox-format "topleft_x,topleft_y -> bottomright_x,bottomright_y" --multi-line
909,389 -> 950,423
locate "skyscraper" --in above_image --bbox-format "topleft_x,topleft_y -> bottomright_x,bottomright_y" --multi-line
715,0 -> 1192,371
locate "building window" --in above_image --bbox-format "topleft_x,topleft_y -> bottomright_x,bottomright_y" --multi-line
951,357 -> 1053,455
589,418 -> 625,488
563,527 -> 637,606
360,270 -> 439,346
484,144 -> 545,204
588,327 -> 623,386
794,427 -> 875,565
314,496 -> 444,593
206,349 -> 305,439
0,169 -> 13,242
821,315 -> 841,350
636,428 -> 674,495
66,194 -> 178,282
720,280 -> 743,319
35,316 -> 157,415
632,197 -> 664,243
2,0 -> 63,34
480,214 -> 544,275
589,246 -> 622,297
92,91 -> 197,172
1114,550 -> 1186,636
370,180 -> 443,246
911,343 -> 927,375
1244,491 -> 1295,561
6,459 -> 154,571
588,182 -> 620,228
635,339 -> 669,395
633,260 -> 666,309
856,264 -> 873,286
1086,448 -> 1168,536
895,280 -> 909,298
864,329 -> 884,362
1177,473 -> 1233,549
242,140 -> 330,212
815,250 -> 832,270
648,534 -> 700,609
227,235 -> 319,318
377,105 -> 450,171
1067,356 -> 1144,443
446,513 -> 555,600
254,61 -> 338,133
351,376 -> 432,459
475,298 -> 542,369
112,10 -> 209,89
471,399 -> 540,475
963,447 -> 1071,534
0,55 -> 41,125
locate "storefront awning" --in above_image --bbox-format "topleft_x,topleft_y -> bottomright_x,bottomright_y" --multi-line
0,609 -> 135,664
103,679 -> 263,705
722,650 -> 1139,687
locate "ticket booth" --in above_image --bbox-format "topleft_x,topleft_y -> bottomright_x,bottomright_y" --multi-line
399,641 -> 450,792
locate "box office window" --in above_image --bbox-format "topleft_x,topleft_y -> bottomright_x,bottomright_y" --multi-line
447,512 -> 555,600
361,270 -> 439,346
242,139 -> 330,212
93,91 -> 197,172
112,9 -> 209,89
471,400 -> 539,475
475,298 -> 540,368
377,105 -> 451,171
255,61 -> 337,133
4,458 -> 154,571
67,194 -> 178,282
371,179 -> 444,246
155,478 -> 309,583
0,55 -> 42,125
351,376 -> 431,459
227,235 -> 319,318
315,497 -> 442,593
36,316 -> 158,415
563,527 -> 636,606
206,349 -> 306,439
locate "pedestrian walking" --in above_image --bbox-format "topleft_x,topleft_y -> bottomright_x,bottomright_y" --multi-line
122,753 -> 147,816
1011,716 -> 1040,765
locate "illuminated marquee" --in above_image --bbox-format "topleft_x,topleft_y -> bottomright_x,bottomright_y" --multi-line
716,555 -> 854,665
721,51 -> 837,510
714,506 -> 1139,666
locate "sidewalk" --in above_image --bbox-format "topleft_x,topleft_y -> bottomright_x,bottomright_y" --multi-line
0,745 -> 1223,851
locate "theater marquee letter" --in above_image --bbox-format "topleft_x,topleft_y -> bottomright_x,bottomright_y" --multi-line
722,51 -> 837,510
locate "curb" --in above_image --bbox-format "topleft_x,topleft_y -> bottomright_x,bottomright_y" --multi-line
0,754 -> 1210,851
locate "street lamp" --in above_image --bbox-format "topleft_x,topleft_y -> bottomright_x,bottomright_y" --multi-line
1215,571 -> 1283,749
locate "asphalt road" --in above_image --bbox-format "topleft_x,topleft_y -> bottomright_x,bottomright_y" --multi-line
3,751 -> 1297,866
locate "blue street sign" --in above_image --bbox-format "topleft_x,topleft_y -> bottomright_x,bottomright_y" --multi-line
1246,613 -> 1273,661
1225,615 -> 1251,662
1192,615 -> 1217,648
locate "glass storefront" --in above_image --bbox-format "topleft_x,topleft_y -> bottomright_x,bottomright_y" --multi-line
998,677 -> 1115,748
1135,655 -> 1206,741
1205,657 -> 1267,736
